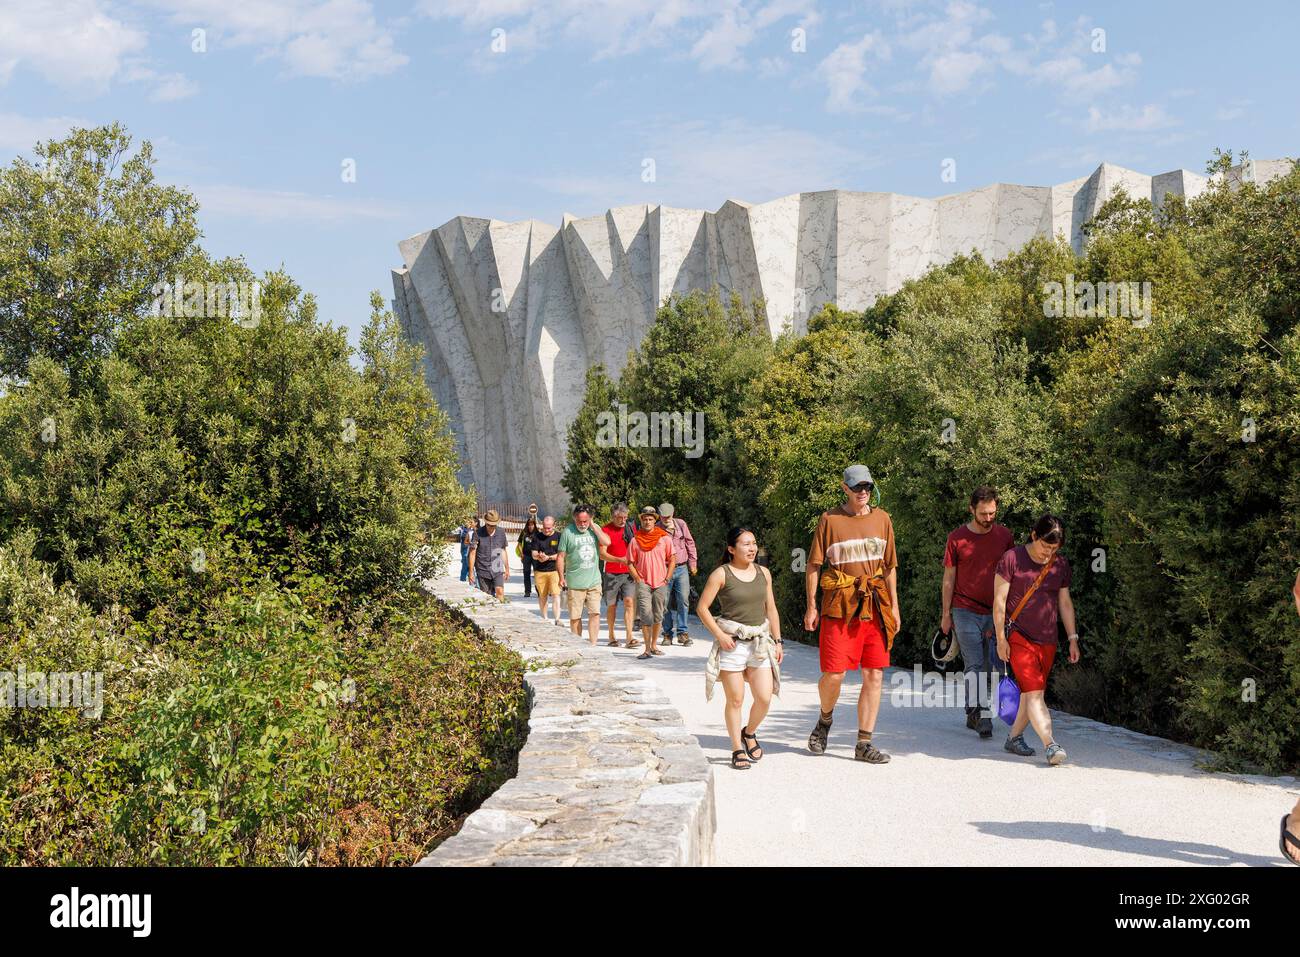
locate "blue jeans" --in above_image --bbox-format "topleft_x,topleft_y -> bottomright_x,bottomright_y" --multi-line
459,550 -> 470,581
665,564 -> 691,638
952,607 -> 1003,716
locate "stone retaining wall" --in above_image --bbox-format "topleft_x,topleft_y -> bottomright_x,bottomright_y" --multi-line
416,574 -> 716,866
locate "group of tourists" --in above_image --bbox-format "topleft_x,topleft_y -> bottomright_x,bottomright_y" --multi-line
455,470 -> 1300,864
456,501 -> 700,661
454,464 -> 1081,772
694,466 -> 1082,771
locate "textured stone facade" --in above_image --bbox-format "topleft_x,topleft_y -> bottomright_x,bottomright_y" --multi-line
392,159 -> 1292,513
417,573 -> 716,867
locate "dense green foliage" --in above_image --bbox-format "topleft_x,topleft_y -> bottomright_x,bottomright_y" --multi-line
565,153 -> 1300,773
0,126 -> 522,863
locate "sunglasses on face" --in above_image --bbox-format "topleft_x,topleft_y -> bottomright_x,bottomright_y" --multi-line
850,483 -> 874,493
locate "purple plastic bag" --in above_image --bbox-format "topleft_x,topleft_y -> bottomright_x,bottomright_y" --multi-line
997,672 -> 1021,725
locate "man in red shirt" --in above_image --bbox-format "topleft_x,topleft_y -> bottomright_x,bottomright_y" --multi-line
941,485 -> 1014,739
600,503 -> 639,648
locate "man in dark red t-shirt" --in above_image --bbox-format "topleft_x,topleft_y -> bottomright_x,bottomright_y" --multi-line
600,503 -> 639,648
941,485 -> 1014,739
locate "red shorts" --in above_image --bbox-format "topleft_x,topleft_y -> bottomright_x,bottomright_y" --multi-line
1009,634 -> 1056,693
819,615 -> 889,672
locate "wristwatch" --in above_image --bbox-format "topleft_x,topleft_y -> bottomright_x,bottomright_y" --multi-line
1067,633 -> 1080,641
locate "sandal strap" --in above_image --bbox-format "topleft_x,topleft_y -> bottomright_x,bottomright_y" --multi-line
1285,816 -> 1300,848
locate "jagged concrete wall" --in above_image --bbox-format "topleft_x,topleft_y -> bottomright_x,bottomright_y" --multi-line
393,159 -> 1291,512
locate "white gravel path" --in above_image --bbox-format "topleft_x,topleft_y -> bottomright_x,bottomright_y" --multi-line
475,556 -> 1297,867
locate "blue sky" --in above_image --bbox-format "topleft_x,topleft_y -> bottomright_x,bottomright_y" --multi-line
2,0 -> 1296,348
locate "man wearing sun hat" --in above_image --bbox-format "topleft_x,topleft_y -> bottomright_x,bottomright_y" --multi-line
468,508 -> 509,601
804,464 -> 900,764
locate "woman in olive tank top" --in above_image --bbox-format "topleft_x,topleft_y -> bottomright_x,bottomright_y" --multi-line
697,526 -> 784,770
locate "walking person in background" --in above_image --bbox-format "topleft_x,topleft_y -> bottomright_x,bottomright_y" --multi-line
628,506 -> 676,659
457,517 -> 475,582
468,509 -> 509,600
557,505 -> 610,644
1281,569 -> 1300,864
517,511 -> 539,599
622,509 -> 642,633
659,503 -> 698,646
993,514 -> 1079,765
600,503 -> 640,648
698,527 -> 784,770
941,486 -> 1015,739
530,515 -> 563,625
805,464 -> 900,764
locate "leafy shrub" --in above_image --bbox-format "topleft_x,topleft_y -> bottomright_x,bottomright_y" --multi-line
0,550 -> 527,866
0,125 -> 520,864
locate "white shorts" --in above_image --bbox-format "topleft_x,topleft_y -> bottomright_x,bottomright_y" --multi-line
718,638 -> 771,672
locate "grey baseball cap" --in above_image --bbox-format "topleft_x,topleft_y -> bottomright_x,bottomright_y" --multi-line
843,464 -> 874,489
658,502 -> 675,517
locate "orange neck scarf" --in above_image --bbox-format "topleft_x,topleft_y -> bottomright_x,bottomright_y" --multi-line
634,525 -> 669,552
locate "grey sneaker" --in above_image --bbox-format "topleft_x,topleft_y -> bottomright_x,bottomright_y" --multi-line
1004,734 -> 1035,757
1045,743 -> 1067,766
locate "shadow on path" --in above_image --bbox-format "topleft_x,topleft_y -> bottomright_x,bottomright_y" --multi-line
972,820 -> 1283,867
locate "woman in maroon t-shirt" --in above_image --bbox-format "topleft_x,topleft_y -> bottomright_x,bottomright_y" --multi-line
993,514 -> 1080,766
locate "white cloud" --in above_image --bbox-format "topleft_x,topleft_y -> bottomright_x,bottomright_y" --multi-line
0,0 -> 146,93
1030,55 -> 1134,98
190,183 -> 407,222
144,0 -> 409,80
149,72 -> 200,102
815,32 -> 889,112
895,0 -> 996,95
419,0 -> 817,70
123,61 -> 201,102
1214,100 -> 1249,121
532,117 -> 880,215
0,112 -> 88,153
928,49 -> 986,94
1084,103 -> 1176,134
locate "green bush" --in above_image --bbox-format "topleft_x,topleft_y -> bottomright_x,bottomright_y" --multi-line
0,125 -> 520,864
0,545 -> 527,866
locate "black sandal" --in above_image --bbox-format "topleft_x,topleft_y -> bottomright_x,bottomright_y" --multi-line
740,726 -> 763,762
808,716 -> 831,755
1281,814 -> 1300,866
730,749 -> 751,770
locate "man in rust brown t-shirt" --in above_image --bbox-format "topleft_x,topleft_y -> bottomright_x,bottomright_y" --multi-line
804,464 -> 900,764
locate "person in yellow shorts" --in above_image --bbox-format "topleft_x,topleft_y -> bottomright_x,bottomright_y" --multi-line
529,515 -> 563,624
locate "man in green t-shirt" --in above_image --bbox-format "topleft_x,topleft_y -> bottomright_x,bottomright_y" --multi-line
558,504 -> 611,644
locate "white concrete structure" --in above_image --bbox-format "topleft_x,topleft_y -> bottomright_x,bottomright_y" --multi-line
392,160 -> 1291,510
